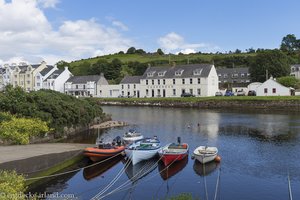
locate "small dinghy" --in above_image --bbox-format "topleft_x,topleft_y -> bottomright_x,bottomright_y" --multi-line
158,137 -> 189,166
193,146 -> 218,164
122,129 -> 144,143
84,136 -> 125,162
125,136 -> 161,165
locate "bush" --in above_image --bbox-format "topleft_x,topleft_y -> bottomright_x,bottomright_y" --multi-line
0,170 -> 26,200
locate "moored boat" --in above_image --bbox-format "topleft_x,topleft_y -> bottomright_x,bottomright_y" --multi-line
158,137 -> 189,166
125,136 -> 161,165
193,146 -> 218,164
84,136 -> 125,162
122,129 -> 144,143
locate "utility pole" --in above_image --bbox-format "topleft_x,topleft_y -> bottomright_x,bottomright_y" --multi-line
266,69 -> 268,80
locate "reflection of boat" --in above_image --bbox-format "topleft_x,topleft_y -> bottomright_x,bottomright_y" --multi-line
124,158 -> 158,183
83,155 -> 123,180
158,155 -> 188,180
193,146 -> 218,164
84,136 -> 125,162
125,136 -> 161,165
123,129 -> 144,143
193,160 -> 219,176
158,137 -> 189,166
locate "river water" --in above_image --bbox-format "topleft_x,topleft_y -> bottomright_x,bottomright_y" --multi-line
29,106 -> 300,200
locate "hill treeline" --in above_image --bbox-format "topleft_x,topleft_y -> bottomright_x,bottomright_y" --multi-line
57,34 -> 300,84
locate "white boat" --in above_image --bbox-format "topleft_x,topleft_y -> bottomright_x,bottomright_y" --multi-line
123,129 -> 144,143
125,136 -> 161,165
193,146 -> 218,164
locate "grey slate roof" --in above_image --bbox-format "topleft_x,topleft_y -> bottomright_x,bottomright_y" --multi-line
216,67 -> 249,74
40,65 -> 54,76
120,76 -> 142,84
66,75 -> 102,84
141,64 -> 213,79
45,69 -> 64,80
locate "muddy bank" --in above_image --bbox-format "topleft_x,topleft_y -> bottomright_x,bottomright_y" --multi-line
98,100 -> 300,111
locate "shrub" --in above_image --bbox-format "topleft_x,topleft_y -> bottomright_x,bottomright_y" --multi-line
0,170 -> 26,200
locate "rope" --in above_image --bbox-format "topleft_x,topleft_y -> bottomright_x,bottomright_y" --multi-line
213,166 -> 221,200
288,170 -> 293,200
25,151 -> 124,181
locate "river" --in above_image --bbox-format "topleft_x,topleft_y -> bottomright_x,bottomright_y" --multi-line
29,106 -> 300,200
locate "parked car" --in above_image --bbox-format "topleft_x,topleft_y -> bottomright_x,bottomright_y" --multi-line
181,93 -> 195,97
224,90 -> 234,96
248,90 -> 256,96
215,91 -> 223,96
237,90 -> 246,96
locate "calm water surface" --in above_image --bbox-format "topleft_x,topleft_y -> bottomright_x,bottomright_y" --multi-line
29,106 -> 300,200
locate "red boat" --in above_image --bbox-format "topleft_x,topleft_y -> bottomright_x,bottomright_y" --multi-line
84,136 -> 125,162
158,137 -> 189,166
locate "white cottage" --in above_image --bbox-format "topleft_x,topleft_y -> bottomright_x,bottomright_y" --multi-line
44,67 -> 72,93
256,77 -> 291,96
34,65 -> 57,91
139,64 -> 218,97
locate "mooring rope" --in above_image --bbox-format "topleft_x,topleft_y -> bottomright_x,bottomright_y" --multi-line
25,151 -> 124,181
213,165 -> 221,200
288,169 -> 293,200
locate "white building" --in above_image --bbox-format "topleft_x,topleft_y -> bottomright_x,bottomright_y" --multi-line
99,84 -> 120,97
44,67 -> 72,93
290,64 -> 300,79
35,65 -> 57,91
64,74 -> 108,97
139,64 -> 218,97
120,76 -> 142,97
256,77 -> 291,96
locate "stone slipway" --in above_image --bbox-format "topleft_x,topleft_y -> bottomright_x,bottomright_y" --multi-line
0,143 -> 90,173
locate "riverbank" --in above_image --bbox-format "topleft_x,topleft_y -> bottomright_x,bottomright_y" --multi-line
90,120 -> 128,129
95,96 -> 300,111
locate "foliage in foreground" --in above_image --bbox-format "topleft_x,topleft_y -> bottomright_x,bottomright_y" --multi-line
0,113 -> 50,144
0,170 -> 26,200
167,193 -> 196,200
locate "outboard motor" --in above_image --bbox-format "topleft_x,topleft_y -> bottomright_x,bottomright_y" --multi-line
177,137 -> 181,144
115,136 -> 122,146
96,138 -> 104,148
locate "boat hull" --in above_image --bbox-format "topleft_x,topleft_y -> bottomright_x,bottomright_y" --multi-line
125,148 -> 160,165
84,146 -> 125,162
158,143 -> 189,166
123,135 -> 144,143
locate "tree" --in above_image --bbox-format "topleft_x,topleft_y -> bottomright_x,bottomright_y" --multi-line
126,47 -> 136,54
56,60 -> 70,69
135,49 -> 146,54
156,48 -> 164,55
280,34 -> 299,52
277,76 -> 300,89
235,49 -> 242,54
249,50 -> 290,82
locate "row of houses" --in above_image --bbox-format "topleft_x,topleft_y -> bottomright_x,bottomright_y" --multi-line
0,62 -> 298,97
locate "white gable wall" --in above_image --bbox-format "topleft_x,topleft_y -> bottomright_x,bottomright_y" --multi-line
256,79 -> 290,96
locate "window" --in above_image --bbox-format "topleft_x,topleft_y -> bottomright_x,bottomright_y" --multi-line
27,81 -> 30,84
224,74 -> 228,78
173,79 -> 175,84
173,89 -> 176,96
122,91 -> 124,95
190,78 -> 193,84
190,89 -> 193,94
158,71 -> 166,77
272,88 -> 276,93
157,89 -> 161,96
158,79 -> 160,85
14,81 -> 17,85
146,89 -> 149,96
197,88 -> 201,95
232,73 -> 238,78
122,85 -> 124,89
27,74 -> 30,78
198,78 -> 201,84
193,69 -> 203,75
146,80 -> 148,85
241,73 -> 245,78
83,85 -> 85,89
182,89 -> 185,94
163,79 -> 165,85
134,84 -> 136,89
147,72 -> 155,77
21,81 -> 23,85
14,75 -> 17,78
128,84 -> 130,89
175,70 -> 184,76
152,80 -> 154,85
76,85 -> 78,89
182,79 -> 185,84
264,88 -> 268,93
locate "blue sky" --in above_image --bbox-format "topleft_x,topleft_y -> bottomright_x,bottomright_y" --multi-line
1,0 -> 300,64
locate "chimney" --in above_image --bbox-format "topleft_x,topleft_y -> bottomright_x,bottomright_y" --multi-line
100,73 -> 104,77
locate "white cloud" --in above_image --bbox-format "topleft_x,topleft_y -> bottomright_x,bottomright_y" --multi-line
112,20 -> 129,31
38,0 -> 59,8
0,0 -> 134,64
158,32 -> 220,54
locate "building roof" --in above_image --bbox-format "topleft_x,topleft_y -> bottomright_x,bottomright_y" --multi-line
45,69 -> 64,80
66,75 -> 104,84
120,76 -> 142,84
40,65 -> 54,76
216,67 -> 249,74
141,64 -> 213,79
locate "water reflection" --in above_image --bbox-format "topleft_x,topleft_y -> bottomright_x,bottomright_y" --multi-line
158,156 -> 188,180
83,155 -> 123,181
193,160 -> 219,176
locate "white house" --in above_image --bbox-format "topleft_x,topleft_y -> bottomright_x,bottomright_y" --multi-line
290,64 -> 300,79
34,65 -> 57,91
139,64 -> 218,97
99,84 -> 120,97
256,77 -> 291,96
119,76 -> 141,97
64,73 -> 108,97
44,67 -> 72,93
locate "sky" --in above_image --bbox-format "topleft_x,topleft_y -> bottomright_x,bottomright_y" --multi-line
1,0 -> 300,65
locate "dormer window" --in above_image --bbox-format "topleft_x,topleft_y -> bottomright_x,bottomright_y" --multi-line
193,69 -> 203,75
147,71 -> 155,77
175,69 -> 184,76
158,71 -> 166,77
